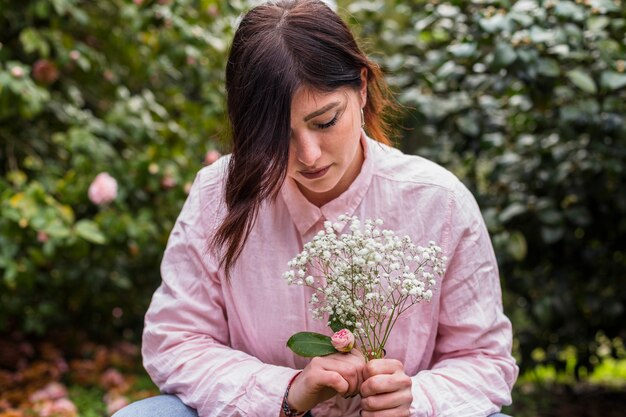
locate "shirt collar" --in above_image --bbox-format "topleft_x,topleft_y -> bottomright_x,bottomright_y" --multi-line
281,131 -> 374,236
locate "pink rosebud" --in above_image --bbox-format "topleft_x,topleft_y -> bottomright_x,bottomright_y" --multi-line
103,69 -> 114,82
30,382 -> 68,402
112,307 -> 123,318
207,5 -> 219,17
331,329 -> 355,353
69,50 -> 81,61
161,174 -> 176,189
51,398 -> 77,416
88,172 -> 118,205
10,66 -> 24,78
32,59 -> 59,85
37,231 -> 49,243
105,395 -> 129,416
100,368 -> 125,389
204,149 -> 221,165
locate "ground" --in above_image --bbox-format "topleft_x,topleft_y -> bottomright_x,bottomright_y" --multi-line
1,338 -> 624,417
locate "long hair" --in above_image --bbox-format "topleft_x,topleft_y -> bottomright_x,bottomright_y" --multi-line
213,0 -> 398,278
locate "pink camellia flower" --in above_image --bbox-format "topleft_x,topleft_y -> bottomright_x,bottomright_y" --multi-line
104,394 -> 129,416
10,66 -> 24,78
29,381 -> 68,402
204,149 -> 221,165
88,172 -> 118,205
51,398 -> 77,417
32,59 -> 59,85
100,368 -> 125,389
331,329 -> 355,353
161,174 -> 176,189
37,231 -> 49,243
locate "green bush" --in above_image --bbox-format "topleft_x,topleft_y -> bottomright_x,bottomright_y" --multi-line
341,0 -> 626,373
0,0 -> 238,339
2,0 -> 625,376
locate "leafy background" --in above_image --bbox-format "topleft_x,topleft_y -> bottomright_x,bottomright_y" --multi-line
0,0 -> 625,416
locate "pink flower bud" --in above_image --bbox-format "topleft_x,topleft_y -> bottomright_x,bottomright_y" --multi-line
50,398 -> 77,416
10,66 -> 24,78
37,231 -> 49,243
69,50 -> 81,61
106,395 -> 129,416
204,149 -> 221,165
161,174 -> 176,189
100,368 -> 125,389
88,172 -> 118,205
207,5 -> 219,17
29,382 -> 68,402
32,59 -> 59,85
331,329 -> 355,353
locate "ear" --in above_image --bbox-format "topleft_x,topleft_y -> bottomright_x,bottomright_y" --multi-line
359,67 -> 368,107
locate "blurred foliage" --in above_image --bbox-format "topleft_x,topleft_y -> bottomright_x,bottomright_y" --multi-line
339,0 -> 626,374
0,0 -> 238,340
1,0 -> 625,378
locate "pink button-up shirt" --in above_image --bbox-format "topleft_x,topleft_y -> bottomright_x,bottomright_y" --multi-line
142,135 -> 518,417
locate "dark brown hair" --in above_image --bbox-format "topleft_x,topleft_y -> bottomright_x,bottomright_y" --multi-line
213,0 -> 398,277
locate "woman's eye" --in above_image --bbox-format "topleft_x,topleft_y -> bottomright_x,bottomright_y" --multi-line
316,115 -> 338,130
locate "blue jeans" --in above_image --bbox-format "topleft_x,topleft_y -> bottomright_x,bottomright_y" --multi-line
112,394 -> 512,416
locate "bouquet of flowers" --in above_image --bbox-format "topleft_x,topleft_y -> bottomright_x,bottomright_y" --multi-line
284,215 -> 447,360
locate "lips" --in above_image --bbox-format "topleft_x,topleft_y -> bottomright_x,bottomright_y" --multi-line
299,164 -> 331,180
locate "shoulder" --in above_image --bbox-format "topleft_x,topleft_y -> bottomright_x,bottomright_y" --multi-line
368,139 -> 463,195
178,154 -> 231,234
367,139 -> 482,225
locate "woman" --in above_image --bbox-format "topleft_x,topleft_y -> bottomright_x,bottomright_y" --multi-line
114,1 -> 518,416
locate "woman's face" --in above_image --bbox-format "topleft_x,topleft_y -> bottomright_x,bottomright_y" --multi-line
288,82 -> 366,207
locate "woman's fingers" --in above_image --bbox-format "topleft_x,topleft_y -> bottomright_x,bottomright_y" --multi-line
360,380 -> 413,409
287,349 -> 368,411
324,352 -> 365,396
359,359 -> 413,414
362,358 -> 403,381
360,369 -> 412,397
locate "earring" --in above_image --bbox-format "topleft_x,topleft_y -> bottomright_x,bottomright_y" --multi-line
360,107 -> 365,128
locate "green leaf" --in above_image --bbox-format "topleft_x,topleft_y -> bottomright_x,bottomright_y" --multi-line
287,332 -> 337,357
566,69 -> 597,94
507,231 -> 528,261
537,58 -> 560,77
74,219 -> 106,244
448,43 -> 477,59
19,28 -> 50,57
600,71 -> 626,91
587,16 -> 610,32
493,42 -> 516,67
554,1 -> 585,21
499,203 -> 527,223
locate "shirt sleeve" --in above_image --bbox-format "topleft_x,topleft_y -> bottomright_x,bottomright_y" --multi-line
141,168 -> 298,417
409,181 -> 519,417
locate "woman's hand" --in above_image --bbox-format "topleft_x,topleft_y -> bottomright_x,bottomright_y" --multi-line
287,349 -> 365,412
359,359 -> 413,417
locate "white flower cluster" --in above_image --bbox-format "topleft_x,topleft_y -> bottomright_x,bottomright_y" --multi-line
283,214 -> 447,357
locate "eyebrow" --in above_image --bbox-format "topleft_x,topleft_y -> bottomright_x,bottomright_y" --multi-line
303,101 -> 341,122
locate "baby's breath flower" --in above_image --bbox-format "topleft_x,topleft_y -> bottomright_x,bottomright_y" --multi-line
284,214 -> 446,357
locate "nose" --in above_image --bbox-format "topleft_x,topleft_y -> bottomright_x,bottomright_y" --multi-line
292,132 -> 322,167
